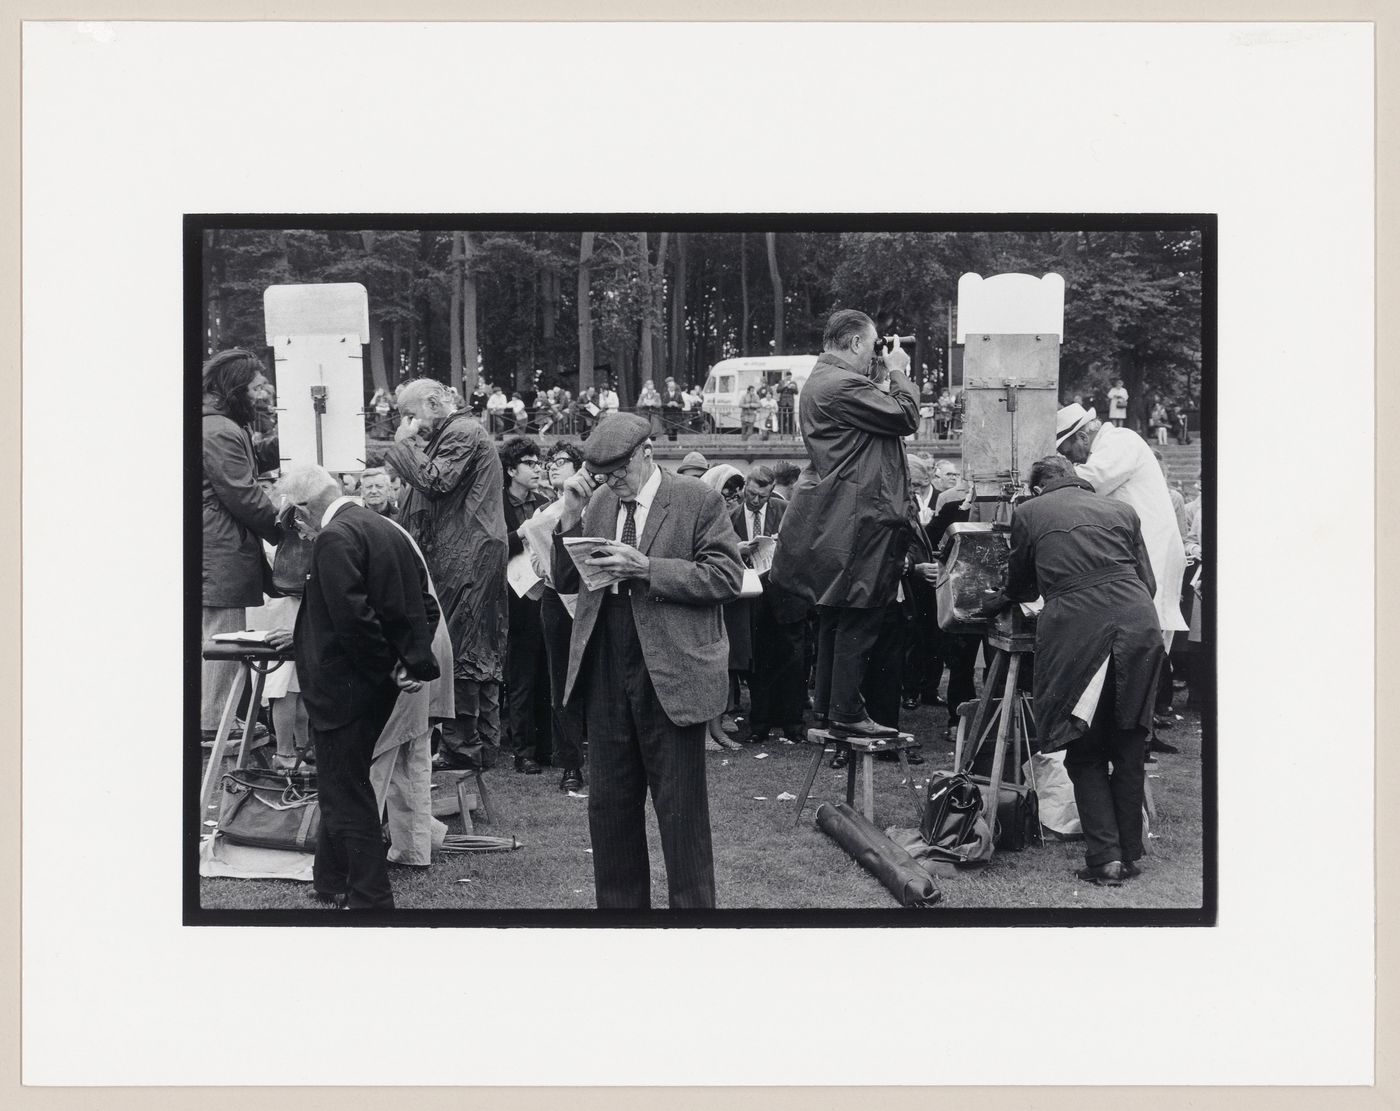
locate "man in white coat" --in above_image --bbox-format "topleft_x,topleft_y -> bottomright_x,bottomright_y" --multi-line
1055,403 -> 1187,645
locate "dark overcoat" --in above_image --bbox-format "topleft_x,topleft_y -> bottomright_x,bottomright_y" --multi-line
552,468 -> 744,727
385,412 -> 508,684
1006,477 -> 1165,753
768,352 -> 921,609
201,402 -> 282,608
294,504 -> 441,732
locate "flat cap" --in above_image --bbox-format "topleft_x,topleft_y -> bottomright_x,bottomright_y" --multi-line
677,450 -> 710,476
582,412 -> 651,471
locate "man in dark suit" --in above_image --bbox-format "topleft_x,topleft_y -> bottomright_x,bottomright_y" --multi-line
731,466 -> 808,742
552,414 -> 744,910
279,464 -> 441,911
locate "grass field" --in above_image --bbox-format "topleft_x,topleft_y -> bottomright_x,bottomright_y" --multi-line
198,697 -> 1205,915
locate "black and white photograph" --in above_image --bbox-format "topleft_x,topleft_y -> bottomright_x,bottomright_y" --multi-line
19,17 -> 1377,1091
188,216 -> 1214,922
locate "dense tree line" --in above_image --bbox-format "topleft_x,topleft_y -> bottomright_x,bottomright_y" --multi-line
202,227 -> 1202,426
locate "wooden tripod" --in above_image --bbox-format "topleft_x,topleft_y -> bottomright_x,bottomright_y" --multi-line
953,622 -> 1037,847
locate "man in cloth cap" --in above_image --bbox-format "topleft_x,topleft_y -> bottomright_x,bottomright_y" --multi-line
676,450 -> 710,477
551,413 -> 744,909
1055,403 -> 1187,649
769,309 -> 922,739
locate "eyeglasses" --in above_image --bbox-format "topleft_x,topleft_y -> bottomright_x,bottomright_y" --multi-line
546,457 -> 573,468
518,458 -> 541,467
587,462 -> 631,482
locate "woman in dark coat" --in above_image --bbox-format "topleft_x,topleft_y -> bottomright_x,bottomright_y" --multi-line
200,350 -> 283,742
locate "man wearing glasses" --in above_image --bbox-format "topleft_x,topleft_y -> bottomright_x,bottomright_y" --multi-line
550,414 -> 743,910
500,436 -> 554,775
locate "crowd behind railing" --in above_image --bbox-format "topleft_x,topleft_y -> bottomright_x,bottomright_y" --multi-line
363,381 -> 970,442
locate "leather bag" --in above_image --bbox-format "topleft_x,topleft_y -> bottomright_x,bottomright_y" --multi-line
969,775 -> 1041,852
218,767 -> 320,854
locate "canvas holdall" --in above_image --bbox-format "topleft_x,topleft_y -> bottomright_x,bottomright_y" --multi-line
217,767 -> 320,854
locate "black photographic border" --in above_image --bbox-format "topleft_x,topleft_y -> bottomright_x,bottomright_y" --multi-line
183,211 -> 1217,929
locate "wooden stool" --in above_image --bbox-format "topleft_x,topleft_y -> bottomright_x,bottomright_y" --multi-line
198,640 -> 293,824
792,728 -> 921,828
431,768 -> 492,833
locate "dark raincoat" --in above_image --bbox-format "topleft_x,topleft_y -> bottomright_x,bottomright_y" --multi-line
769,352 -> 921,609
1006,476 -> 1165,753
201,401 -> 282,608
384,412 -> 508,684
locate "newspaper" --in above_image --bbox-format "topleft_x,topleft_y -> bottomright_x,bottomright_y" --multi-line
561,537 -> 626,592
506,552 -> 545,600
745,535 -> 777,575
518,500 -> 580,614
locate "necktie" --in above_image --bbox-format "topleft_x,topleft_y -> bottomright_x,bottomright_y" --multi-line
621,499 -> 637,546
752,509 -> 764,538
618,500 -> 637,594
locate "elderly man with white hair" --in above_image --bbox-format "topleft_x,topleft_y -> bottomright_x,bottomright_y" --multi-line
385,378 -> 509,773
276,463 -> 441,910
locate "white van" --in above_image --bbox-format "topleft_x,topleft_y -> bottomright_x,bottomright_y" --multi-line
700,354 -> 818,432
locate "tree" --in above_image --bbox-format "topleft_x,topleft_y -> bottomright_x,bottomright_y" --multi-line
577,232 -> 595,393
765,231 -> 784,354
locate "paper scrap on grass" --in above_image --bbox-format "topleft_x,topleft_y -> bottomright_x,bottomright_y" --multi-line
776,792 -> 797,801
753,752 -> 769,760
753,796 -> 768,800
567,790 -> 589,799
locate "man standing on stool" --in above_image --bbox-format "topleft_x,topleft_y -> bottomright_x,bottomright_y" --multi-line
1006,455 -> 1164,887
770,309 -> 922,739
279,464 -> 441,910
551,414 -> 743,909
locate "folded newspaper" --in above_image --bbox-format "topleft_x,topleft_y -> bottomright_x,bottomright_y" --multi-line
745,535 -> 777,575
561,536 -> 626,592
518,501 -> 579,615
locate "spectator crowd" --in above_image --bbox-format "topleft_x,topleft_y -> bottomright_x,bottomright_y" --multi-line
201,324 -> 1207,909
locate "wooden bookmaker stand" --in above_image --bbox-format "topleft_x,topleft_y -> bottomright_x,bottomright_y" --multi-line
945,273 -> 1064,852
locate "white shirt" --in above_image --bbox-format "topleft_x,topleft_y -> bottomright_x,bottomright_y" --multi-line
486,393 -> 507,411
320,495 -> 362,529
614,464 -> 662,543
610,464 -> 662,593
1075,424 -> 1187,632
1108,386 -> 1128,417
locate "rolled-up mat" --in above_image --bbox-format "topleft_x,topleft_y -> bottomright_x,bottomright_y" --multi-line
815,802 -> 942,907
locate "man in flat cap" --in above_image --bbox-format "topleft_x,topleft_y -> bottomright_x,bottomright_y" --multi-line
552,413 -> 744,910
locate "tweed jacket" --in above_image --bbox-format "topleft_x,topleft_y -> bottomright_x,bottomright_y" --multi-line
552,468 -> 744,726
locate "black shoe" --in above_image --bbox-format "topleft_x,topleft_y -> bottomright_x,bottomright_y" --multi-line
1149,737 -> 1180,754
829,716 -> 899,739
1152,714 -> 1176,730
1122,860 -> 1142,878
309,889 -> 347,908
1076,861 -> 1125,886
432,749 -> 481,772
514,755 -> 543,775
905,748 -> 926,765
748,724 -> 772,743
901,695 -> 921,711
559,767 -> 584,793
829,748 -> 849,770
